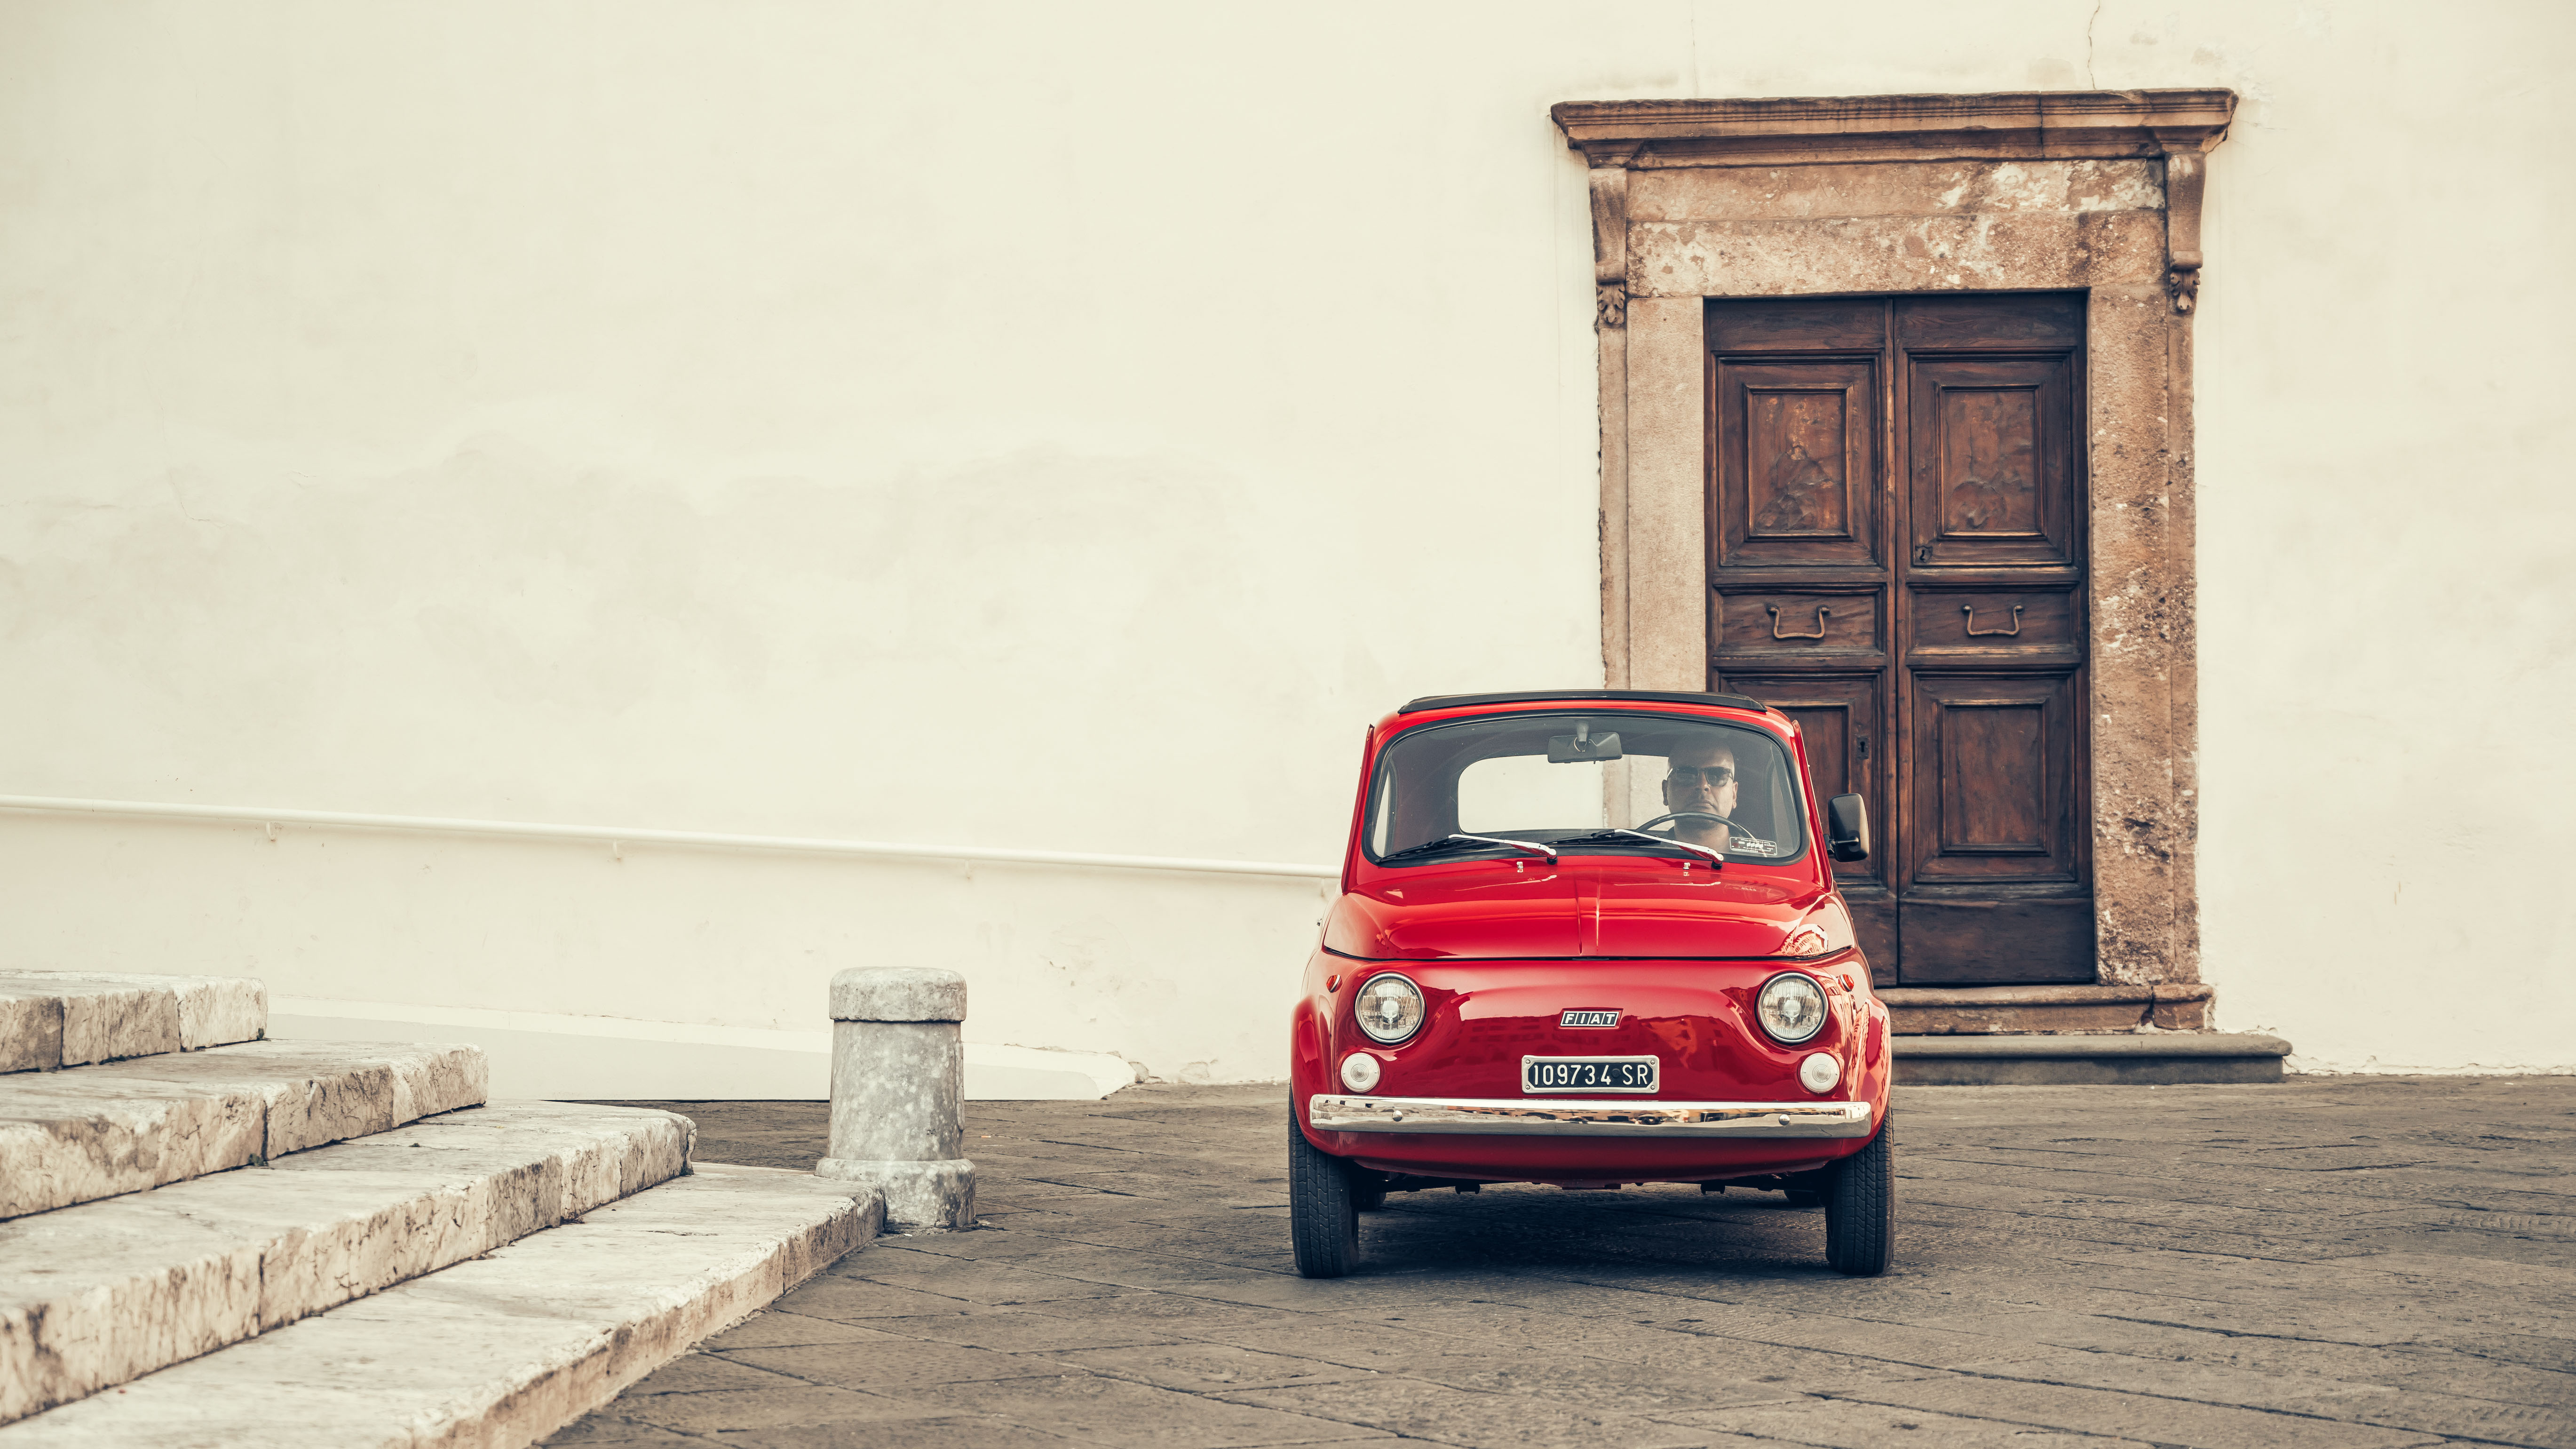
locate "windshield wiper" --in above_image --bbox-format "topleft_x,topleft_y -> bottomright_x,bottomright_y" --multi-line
1554,828 -> 1725,865
1378,833 -> 1560,864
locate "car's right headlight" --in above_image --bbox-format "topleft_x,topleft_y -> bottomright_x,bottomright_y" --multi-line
1353,973 -> 1425,1044
1756,972 -> 1828,1045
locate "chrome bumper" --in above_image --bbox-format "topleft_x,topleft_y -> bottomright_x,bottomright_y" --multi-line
1307,1094 -> 1874,1138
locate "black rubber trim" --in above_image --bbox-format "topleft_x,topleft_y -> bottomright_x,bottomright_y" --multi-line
1397,689 -> 1769,715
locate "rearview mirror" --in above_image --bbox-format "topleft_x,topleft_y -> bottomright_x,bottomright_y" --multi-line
1546,725 -> 1622,764
1826,793 -> 1871,862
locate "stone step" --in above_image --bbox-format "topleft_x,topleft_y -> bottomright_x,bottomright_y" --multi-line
0,1164 -> 880,1448
1893,1031 -> 2293,1085
1878,982 -> 2216,1035
0,1101 -> 692,1425
0,972 -> 266,1074
0,1041 -> 487,1220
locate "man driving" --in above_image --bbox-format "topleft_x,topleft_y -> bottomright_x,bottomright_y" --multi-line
1660,737 -> 1740,850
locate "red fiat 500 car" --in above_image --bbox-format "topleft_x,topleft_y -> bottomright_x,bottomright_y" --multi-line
1289,689 -> 1891,1277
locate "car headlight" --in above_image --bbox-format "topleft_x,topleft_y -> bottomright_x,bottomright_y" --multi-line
1353,973 -> 1425,1044
1756,972 -> 1828,1044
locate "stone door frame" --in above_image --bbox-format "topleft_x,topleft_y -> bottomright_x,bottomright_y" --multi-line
1554,91 -> 2235,989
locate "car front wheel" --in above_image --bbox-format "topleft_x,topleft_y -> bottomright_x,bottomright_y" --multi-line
1289,1108 -> 1360,1277
1824,1114 -> 1894,1276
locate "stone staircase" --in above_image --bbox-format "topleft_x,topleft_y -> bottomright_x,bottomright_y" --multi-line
1879,984 -> 2292,1084
0,971 -> 882,1446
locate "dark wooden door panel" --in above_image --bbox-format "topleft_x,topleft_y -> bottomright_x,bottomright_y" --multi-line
1907,672 -> 2081,884
1712,586 -> 1885,664
1709,293 -> 2090,987
1907,353 -> 2079,570
1712,298 -> 1889,352
1714,360 -> 1879,568
1905,585 -> 2082,669
1895,898 -> 2096,985
1895,294 -> 2085,349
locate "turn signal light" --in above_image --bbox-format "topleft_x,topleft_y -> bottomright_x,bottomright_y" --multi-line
1798,1051 -> 1842,1094
1340,1052 -> 1381,1092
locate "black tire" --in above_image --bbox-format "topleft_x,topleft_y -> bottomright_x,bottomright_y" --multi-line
1824,1116 -> 1894,1276
1289,1110 -> 1360,1278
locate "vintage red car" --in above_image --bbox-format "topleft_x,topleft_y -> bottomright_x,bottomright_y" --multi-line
1289,689 -> 1892,1277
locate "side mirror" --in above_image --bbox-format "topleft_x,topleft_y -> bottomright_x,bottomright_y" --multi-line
1826,794 -> 1871,862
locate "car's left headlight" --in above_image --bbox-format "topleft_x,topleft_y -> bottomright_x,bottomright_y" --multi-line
1755,972 -> 1828,1044
1353,973 -> 1425,1044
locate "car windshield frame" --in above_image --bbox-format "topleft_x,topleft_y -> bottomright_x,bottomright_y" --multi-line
1358,709 -> 1814,870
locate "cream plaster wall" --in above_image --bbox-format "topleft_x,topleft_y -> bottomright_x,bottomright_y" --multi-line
1,0 -> 2567,1084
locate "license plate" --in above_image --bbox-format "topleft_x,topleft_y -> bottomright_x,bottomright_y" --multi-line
1521,1055 -> 1659,1094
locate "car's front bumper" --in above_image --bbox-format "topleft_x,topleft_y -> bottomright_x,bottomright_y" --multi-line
1307,1094 -> 1873,1138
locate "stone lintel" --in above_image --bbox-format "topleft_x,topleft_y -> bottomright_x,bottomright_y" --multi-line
1552,90 -> 2236,169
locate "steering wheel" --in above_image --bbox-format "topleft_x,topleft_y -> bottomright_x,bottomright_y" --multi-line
1635,811 -> 1740,837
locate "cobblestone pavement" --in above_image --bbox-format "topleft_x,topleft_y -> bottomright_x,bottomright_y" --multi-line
551,1078 -> 2576,1449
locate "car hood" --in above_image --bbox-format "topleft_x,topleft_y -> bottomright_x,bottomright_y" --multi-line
1325,859 -> 1823,960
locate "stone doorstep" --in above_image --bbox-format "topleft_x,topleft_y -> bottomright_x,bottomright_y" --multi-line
1892,1031 -> 2293,1087
0,973 -> 268,1075
0,1041 -> 489,1220
1880,982 -> 2215,1035
0,1102 -> 694,1425
0,1165 -> 883,1449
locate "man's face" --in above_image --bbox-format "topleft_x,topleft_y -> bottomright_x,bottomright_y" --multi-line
1662,740 -> 1739,820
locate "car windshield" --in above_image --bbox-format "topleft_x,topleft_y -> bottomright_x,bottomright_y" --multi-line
1363,712 -> 1808,866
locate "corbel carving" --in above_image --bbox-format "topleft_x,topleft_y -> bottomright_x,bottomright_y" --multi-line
2156,129 -> 2219,314
1584,143 -> 1638,330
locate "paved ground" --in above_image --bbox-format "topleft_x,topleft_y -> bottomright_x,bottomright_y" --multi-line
550,1078 -> 2576,1448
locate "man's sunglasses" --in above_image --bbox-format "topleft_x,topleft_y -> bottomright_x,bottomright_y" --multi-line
1665,766 -> 1736,788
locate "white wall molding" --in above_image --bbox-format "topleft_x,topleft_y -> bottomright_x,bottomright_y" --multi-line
269,995 -> 1143,1101
0,795 -> 1338,881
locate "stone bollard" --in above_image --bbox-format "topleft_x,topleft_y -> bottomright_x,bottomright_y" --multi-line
815,966 -> 977,1230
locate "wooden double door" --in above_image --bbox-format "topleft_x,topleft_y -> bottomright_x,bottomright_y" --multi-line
1707,293 -> 2092,986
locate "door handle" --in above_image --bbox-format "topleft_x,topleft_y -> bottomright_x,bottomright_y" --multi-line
1962,603 -> 2023,637
1768,604 -> 1830,640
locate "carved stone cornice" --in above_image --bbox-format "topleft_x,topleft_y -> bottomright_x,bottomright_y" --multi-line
1553,90 -> 2236,317
1550,90 -> 2235,168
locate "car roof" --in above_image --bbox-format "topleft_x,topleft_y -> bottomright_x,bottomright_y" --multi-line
1395,688 -> 1771,715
